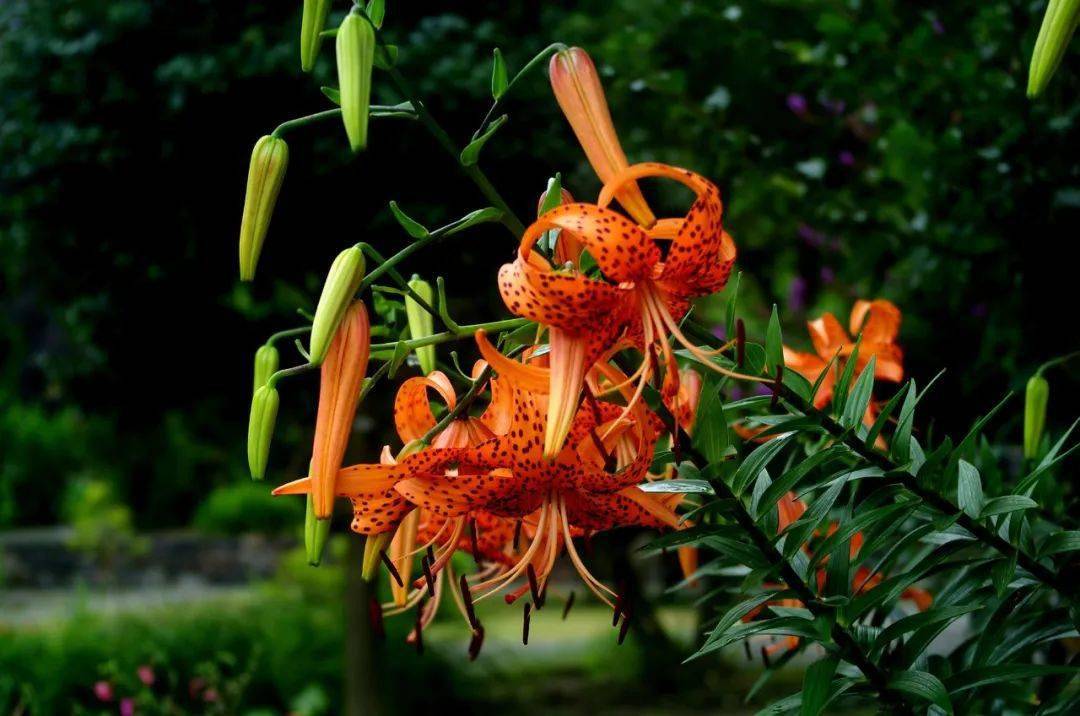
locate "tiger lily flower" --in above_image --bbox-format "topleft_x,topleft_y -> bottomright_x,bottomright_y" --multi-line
783,299 -> 903,411
495,162 -> 744,460
309,300 -> 370,520
549,47 -> 655,227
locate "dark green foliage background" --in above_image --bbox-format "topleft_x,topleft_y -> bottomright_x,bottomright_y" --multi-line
1,1 -> 1077,524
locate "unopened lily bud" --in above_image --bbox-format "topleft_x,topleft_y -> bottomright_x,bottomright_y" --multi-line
405,276 -> 436,375
549,48 -> 655,227
300,0 -> 333,72
247,385 -> 279,480
309,245 -> 366,365
310,301 -> 371,519
1028,0 -> 1080,98
361,532 -> 392,581
305,494 -> 332,566
1024,373 -> 1049,459
253,343 -> 279,393
238,135 -> 288,281
336,11 -> 376,152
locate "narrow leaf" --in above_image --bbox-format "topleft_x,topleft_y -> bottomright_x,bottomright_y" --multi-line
388,201 -> 429,239
638,479 -> 714,494
840,355 -> 876,430
956,460 -> 983,518
979,495 -> 1038,519
888,671 -> 952,714
765,304 -> 783,372
491,48 -> 509,98
460,114 -> 508,166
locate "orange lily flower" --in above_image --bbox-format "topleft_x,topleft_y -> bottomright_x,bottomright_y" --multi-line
783,299 -> 903,412
549,47 -> 655,227
309,300 -> 370,520
494,161 -> 742,459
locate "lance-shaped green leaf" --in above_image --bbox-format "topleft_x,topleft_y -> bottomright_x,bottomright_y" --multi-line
730,432 -> 797,497
387,201 -> 429,239
336,10 -> 375,152
956,460 -> 983,518
840,355 -> 875,430
1040,530 -> 1080,556
831,336 -> 861,415
807,500 -> 914,570
945,664 -> 1079,694
405,276 -> 436,374
978,495 -> 1038,519
460,114 -> 508,166
443,207 -> 504,235
871,604 -> 983,658
782,478 -> 844,559
888,671 -> 952,714
951,393 -> 1011,463
892,380 -> 918,462
800,655 -> 839,716
491,48 -> 508,99
864,379 -> 910,448
765,304 -> 783,372
693,377 -> 730,463
638,479 -> 714,494
688,616 -> 820,661
238,135 -> 288,281
756,445 -> 847,520
366,0 -> 386,28
725,272 -> 741,340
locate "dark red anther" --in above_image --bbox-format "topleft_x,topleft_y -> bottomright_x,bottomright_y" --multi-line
421,554 -> 435,597
760,645 -> 771,668
526,564 -> 542,609
743,640 -> 752,661
367,594 -> 385,641
562,590 -> 576,620
468,625 -> 485,661
616,608 -> 632,645
469,518 -> 481,566
584,531 -> 594,557
522,602 -> 532,645
380,551 -> 403,588
459,574 -> 478,630
513,520 -> 523,551
770,365 -> 784,410
736,319 -> 746,367
612,594 -> 623,627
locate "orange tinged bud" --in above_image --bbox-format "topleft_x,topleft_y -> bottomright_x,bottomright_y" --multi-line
549,48 -> 655,227
310,301 -> 371,519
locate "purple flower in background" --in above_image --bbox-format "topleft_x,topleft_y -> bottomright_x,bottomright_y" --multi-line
712,324 -> 727,341
821,97 -> 846,115
137,665 -> 155,687
728,385 -> 745,401
930,16 -> 945,35
838,150 -> 855,167
970,303 -> 988,318
788,277 -> 808,313
820,266 -> 836,284
94,681 -> 114,702
786,93 -> 808,116
797,223 -> 826,248
753,382 -> 772,397
120,698 -> 135,716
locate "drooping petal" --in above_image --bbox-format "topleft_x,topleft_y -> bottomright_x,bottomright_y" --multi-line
807,312 -> 849,362
563,487 -> 681,531
498,251 -> 624,330
393,372 -> 457,443
273,462 -> 408,535
475,330 -> 550,394
849,299 -> 901,346
544,326 -> 590,459
549,47 -> 656,227
396,467 -> 546,521
523,203 -> 660,283
860,342 -> 904,383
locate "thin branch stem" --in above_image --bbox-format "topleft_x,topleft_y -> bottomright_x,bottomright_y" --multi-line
358,243 -> 437,318
472,43 -> 567,140
266,326 -> 312,345
369,318 -> 528,353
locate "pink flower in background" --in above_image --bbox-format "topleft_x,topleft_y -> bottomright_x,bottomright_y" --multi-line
120,698 -> 135,716
838,150 -> 855,167
204,688 -> 220,703
94,681 -> 114,702
137,665 -> 155,687
188,677 -> 206,699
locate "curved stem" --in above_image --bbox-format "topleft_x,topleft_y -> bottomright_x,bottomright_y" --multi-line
272,108 -> 341,138
369,318 -> 528,354
472,43 -> 568,140
267,326 -> 312,345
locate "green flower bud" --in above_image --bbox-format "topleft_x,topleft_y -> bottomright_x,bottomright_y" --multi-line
1028,0 -> 1080,98
238,135 -> 289,281
1024,373 -> 1050,459
305,494 -> 332,566
405,275 -> 436,375
253,343 -> 279,393
336,11 -> 376,152
300,0 -> 333,72
308,245 -> 366,365
247,385 -> 279,480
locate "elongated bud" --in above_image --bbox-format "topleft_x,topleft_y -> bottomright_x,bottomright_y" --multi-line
1028,0 -> 1080,98
304,494 -> 332,566
405,276 -> 436,375
361,532 -> 392,581
247,385 -> 279,480
310,301 -> 371,519
337,11 -> 376,152
253,343 -> 279,393
238,135 -> 289,281
549,48 -> 655,227
309,245 -> 366,365
1024,373 -> 1050,459
300,0 -> 333,72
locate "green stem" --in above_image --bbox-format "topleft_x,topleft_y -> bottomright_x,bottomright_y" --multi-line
272,109 -> 341,137
267,326 -> 312,345
357,243 -> 437,318
473,43 -> 568,140
268,362 -> 318,387
369,318 -> 528,353
383,64 -> 527,238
